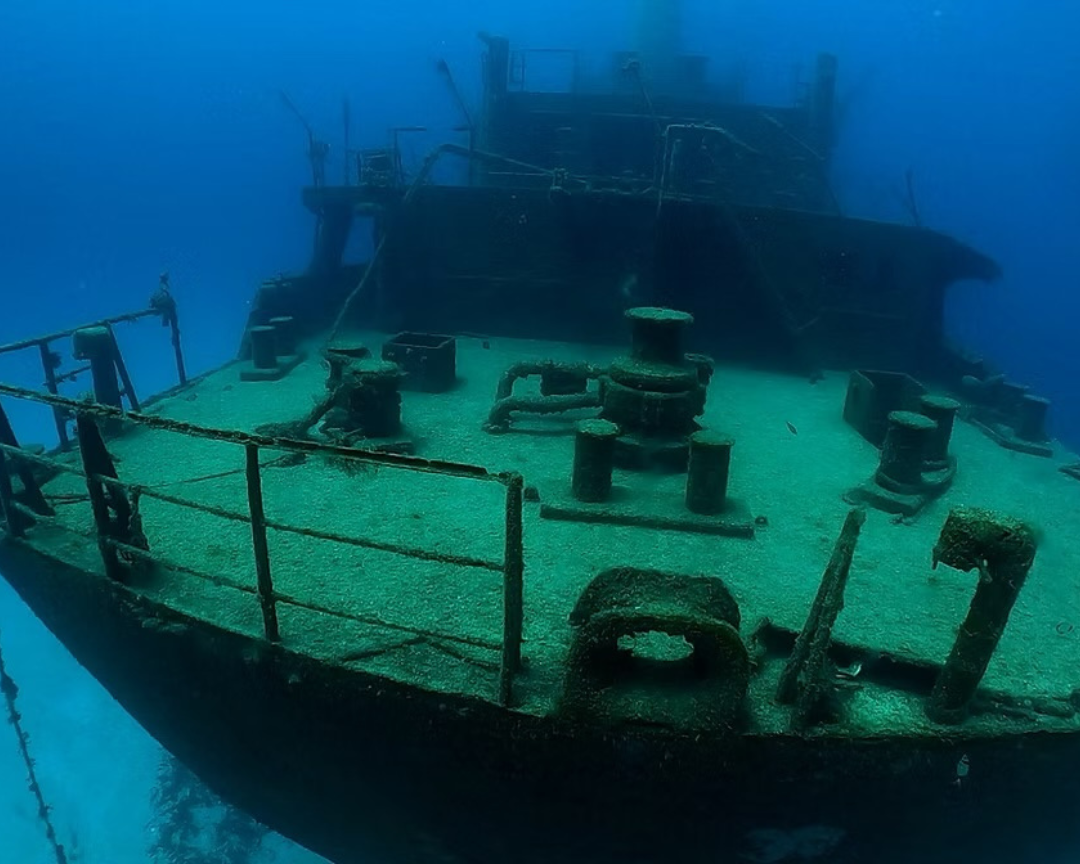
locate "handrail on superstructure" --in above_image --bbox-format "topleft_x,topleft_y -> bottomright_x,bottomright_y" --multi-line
0,383 -> 526,707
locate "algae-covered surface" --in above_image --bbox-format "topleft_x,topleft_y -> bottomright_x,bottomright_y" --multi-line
33,330 -> 1080,734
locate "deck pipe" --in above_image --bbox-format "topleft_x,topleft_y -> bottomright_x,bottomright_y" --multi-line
927,507 -> 1037,724
875,410 -> 936,493
918,395 -> 961,471
685,430 -> 734,515
249,326 -> 279,371
572,419 -> 621,503
494,360 -> 604,402
486,392 -> 602,434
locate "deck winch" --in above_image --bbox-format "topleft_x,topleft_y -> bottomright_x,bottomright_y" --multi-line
844,370 -> 961,516
486,306 -> 755,536
599,307 -> 714,469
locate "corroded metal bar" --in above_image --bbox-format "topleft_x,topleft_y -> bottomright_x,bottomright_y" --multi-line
0,437 -> 507,573
75,413 -> 126,582
0,449 -> 21,538
99,468 -> 506,570
499,472 -> 525,707
0,405 -> 51,517
0,309 -> 157,356
106,326 -> 141,411
776,507 -> 866,729
245,444 -> 280,643
168,312 -> 187,387
0,382 -> 498,482
89,477 -> 506,574
38,342 -> 69,448
104,536 -> 503,653
0,441 -> 78,473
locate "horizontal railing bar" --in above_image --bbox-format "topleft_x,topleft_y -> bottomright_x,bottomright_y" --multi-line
5,509 -> 91,540
104,537 -> 501,651
0,382 -> 501,483
5,517 -> 502,653
0,439 -> 504,571
96,478 -> 504,573
263,514 -> 505,573
110,481 -> 248,521
0,309 -> 158,355
0,441 -> 292,489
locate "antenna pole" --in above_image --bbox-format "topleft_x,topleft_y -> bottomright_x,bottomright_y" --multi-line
278,90 -> 314,139
343,97 -> 351,185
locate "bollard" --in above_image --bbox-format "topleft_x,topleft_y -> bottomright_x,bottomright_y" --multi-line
686,430 -> 734,515
997,380 -> 1029,417
269,316 -> 298,357
249,326 -> 278,371
875,411 -> 936,492
572,419 -> 620,503
1015,395 -> 1050,443
919,395 -> 961,470
72,326 -> 122,409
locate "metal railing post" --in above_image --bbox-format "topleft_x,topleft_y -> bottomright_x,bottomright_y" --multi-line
0,449 -> 22,538
37,341 -> 70,449
499,472 -> 524,706
106,325 -> 140,411
75,412 -> 126,582
245,444 -> 281,643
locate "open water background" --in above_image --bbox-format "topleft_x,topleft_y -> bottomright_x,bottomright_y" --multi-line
1,2 -> 1078,861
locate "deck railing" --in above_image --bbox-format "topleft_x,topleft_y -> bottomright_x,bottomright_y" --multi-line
0,382 -> 526,707
0,295 -> 186,448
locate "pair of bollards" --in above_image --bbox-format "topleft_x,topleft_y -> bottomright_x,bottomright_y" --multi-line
874,394 -> 961,492
249,316 -> 299,371
571,419 -> 734,513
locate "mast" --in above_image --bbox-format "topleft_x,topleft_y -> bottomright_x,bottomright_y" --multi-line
635,0 -> 683,92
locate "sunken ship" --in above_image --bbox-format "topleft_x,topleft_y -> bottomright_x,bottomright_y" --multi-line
3,17 -> 1080,864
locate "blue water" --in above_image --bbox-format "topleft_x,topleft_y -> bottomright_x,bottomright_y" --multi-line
1,2 -> 1078,861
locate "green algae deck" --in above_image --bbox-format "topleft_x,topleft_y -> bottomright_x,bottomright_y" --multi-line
29,330 -> 1080,734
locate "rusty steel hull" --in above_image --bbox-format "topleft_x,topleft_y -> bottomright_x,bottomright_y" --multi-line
3,537 -> 1080,864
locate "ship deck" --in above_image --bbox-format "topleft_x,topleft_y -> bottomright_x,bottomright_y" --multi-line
26,329 -> 1080,738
